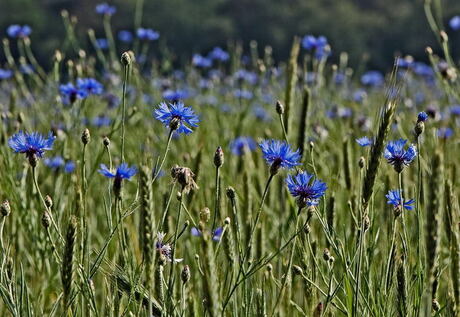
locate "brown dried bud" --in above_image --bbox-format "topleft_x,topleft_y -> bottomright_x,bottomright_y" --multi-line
200,207 -> 211,223
171,165 -> 198,194
42,211 -> 51,228
81,128 -> 90,145
359,156 -> 365,169
323,248 -> 331,261
276,100 -> 284,115
292,265 -> 303,275
226,187 -> 236,199
103,136 -> 110,147
1,200 -> 11,217
121,52 -> 131,66
224,217 -> 231,225
44,195 -> 53,209
214,146 -> 224,168
181,265 -> 190,284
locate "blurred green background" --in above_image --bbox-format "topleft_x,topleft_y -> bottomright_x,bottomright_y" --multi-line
1,0 -> 460,70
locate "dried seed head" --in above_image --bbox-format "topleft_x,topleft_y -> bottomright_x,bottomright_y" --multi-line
323,248 -> 331,261
309,141 -> 315,150
81,128 -> 90,145
226,187 -> 236,199
276,100 -> 284,115
425,46 -> 433,55
42,211 -> 51,228
224,217 -> 231,225
171,165 -> 198,194
266,263 -> 273,272
359,156 -> 365,169
103,136 -> 110,147
181,265 -> 190,284
1,200 -> 11,217
213,146 -> 224,168
329,256 -> 335,264
292,265 -> 303,275
121,51 -> 131,66
45,195 -> 53,209
200,207 -> 211,223
414,121 -> 425,137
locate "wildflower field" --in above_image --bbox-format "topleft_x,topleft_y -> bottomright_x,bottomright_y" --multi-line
1,2 -> 460,317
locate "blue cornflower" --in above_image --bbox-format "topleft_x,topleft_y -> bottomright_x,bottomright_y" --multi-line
7,25 -> 31,38
450,16 -> 460,31
208,47 -> 229,62
361,71 -> 384,87
234,69 -> 258,85
234,89 -> 253,100
386,190 -> 415,212
60,83 -> 88,104
20,64 -> 33,75
118,30 -> 133,43
191,227 -> 223,242
77,78 -> 104,95
417,111 -> 428,122
64,161 -> 76,173
9,131 -> 56,166
286,171 -> 327,208
301,35 -> 328,51
449,105 -> 460,116
259,140 -> 301,174
98,163 -> 137,180
154,101 -> 199,135
230,137 -> 257,156
192,54 -> 212,68
163,89 -> 189,103
96,38 -> 109,50
0,69 -> 13,80
137,28 -> 159,41
252,106 -> 271,121
356,137 -> 373,147
95,3 -> 116,15
384,139 -> 417,173
438,127 -> 454,139
44,156 -> 65,170
91,115 -> 111,127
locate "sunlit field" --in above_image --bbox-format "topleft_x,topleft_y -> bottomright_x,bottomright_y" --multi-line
0,1 -> 460,316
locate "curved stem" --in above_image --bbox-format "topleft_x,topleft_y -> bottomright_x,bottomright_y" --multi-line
151,129 -> 174,185
121,64 -> 129,163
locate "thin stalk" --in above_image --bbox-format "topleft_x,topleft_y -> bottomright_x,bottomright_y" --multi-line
121,64 -> 129,163
151,129 -> 174,185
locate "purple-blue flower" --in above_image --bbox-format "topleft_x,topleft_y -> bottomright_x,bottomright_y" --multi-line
230,137 -> 257,156
191,227 -> 223,241
417,111 -> 428,122
438,127 -> 454,139
137,28 -> 159,41
95,3 -> 116,15
60,83 -> 88,104
208,47 -> 229,62
154,101 -> 199,135
96,38 -> 109,50
98,163 -> 137,180
356,137 -> 373,147
64,161 -> 76,173
301,35 -> 328,51
0,69 -> 13,80
192,54 -> 212,68
361,71 -> 384,87
44,156 -> 65,170
384,139 -> 417,172
286,171 -> 327,207
386,190 -> 415,211
259,140 -> 301,172
77,78 -> 104,95
7,25 -> 31,38
450,16 -> 460,31
9,131 -> 55,161
118,30 -> 133,43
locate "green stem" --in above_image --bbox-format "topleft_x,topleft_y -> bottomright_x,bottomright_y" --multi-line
151,129 -> 174,184
121,64 -> 129,163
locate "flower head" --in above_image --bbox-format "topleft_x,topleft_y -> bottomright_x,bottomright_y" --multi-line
0,69 -> 13,80
154,101 -> 199,134
208,47 -> 229,62
60,83 -> 87,104
118,30 -> 133,43
191,227 -> 223,241
417,111 -> 428,123
7,25 -> 31,38
259,140 -> 300,174
450,16 -> 460,31
98,163 -> 137,180
95,3 -> 116,15
77,78 -> 104,95
386,190 -> 415,211
356,136 -> 373,147
384,139 -> 417,173
9,131 -> 55,165
361,71 -> 384,87
286,171 -> 327,208
156,232 -> 182,262
192,54 -> 212,68
230,137 -> 257,156
438,127 -> 454,139
137,28 -> 159,41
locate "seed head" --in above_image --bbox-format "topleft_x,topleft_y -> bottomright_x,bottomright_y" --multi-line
226,187 -> 236,199
181,265 -> 190,284
359,156 -> 365,169
171,165 -> 198,194
81,128 -> 90,145
42,211 -> 51,228
103,136 -> 110,147
121,52 -> 131,66
276,100 -> 284,115
1,200 -> 11,217
200,207 -> 211,223
214,146 -> 224,168
45,195 -> 53,209
224,217 -> 231,225
292,265 -> 303,275
323,248 -> 331,261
